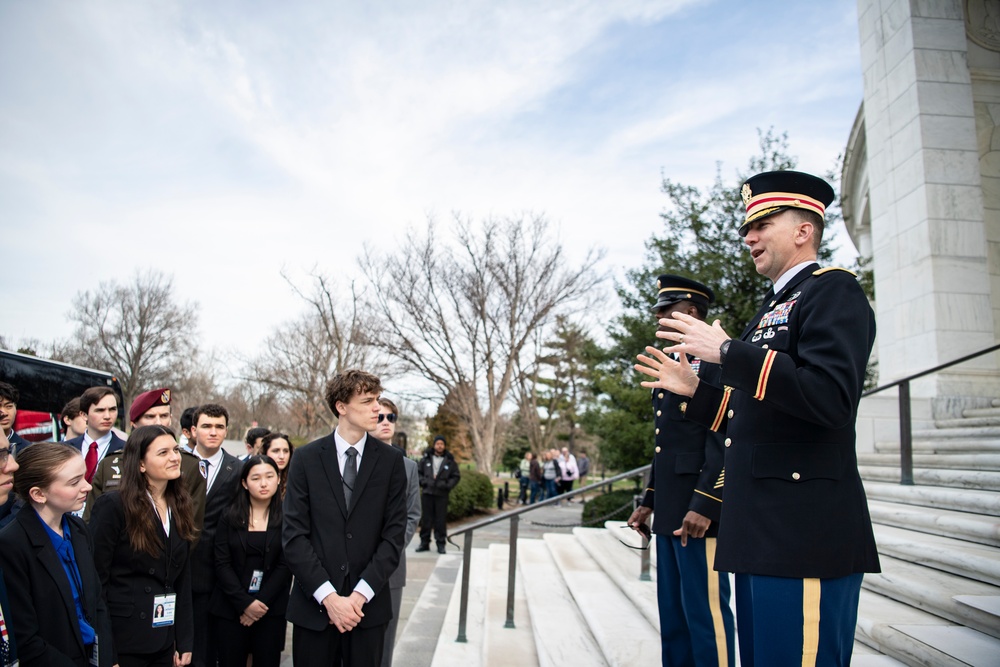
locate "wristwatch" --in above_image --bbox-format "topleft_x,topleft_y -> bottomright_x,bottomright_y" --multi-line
719,339 -> 732,365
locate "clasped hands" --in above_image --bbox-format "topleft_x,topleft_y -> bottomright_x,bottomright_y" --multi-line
634,312 -> 731,397
322,590 -> 367,633
240,599 -> 269,626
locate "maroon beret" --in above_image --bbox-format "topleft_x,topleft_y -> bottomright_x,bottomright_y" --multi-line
129,388 -> 171,423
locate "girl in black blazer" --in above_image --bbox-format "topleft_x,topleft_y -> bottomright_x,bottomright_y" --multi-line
90,425 -> 198,667
0,442 -> 114,666
209,455 -> 291,667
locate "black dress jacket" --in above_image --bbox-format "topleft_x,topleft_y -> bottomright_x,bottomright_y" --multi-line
641,358 -> 726,537
282,433 -> 407,631
89,492 -> 194,660
209,515 -> 291,619
0,507 -> 114,666
685,265 -> 880,579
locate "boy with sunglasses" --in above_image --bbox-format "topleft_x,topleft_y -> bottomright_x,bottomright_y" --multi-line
368,398 -> 420,667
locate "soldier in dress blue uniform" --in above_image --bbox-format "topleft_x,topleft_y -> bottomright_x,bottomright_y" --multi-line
627,275 -> 734,667
635,170 -> 880,667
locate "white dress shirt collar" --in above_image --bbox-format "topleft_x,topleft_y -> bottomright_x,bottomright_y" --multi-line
772,260 -> 816,296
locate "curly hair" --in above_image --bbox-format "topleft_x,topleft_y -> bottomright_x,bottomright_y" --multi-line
324,370 -> 382,417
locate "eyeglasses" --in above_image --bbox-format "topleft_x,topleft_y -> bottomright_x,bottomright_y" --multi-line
0,448 -> 11,466
617,524 -> 651,551
377,413 -> 397,424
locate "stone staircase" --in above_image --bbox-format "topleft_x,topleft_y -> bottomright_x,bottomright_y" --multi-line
852,398 -> 1000,666
397,403 -> 1000,667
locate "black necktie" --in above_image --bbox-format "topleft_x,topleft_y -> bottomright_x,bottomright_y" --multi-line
343,447 -> 358,507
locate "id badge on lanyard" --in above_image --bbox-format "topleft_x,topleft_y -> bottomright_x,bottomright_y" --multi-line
249,570 -> 264,593
152,593 -> 176,627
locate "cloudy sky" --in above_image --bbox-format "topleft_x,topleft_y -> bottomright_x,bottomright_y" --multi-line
2,0 -> 863,361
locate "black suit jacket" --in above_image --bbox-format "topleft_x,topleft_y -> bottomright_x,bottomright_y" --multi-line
282,433 -> 407,631
0,568 -> 19,664
0,507 -> 114,666
686,265 -> 880,578
191,449 -> 241,594
641,358 -> 726,537
209,515 -> 291,619
89,492 -> 194,660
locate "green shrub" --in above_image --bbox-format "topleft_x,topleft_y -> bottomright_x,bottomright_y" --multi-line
447,470 -> 495,520
582,489 -> 637,526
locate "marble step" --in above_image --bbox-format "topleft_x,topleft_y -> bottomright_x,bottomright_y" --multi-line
862,554 -> 1000,640
604,519 -> 658,571
517,538 -> 608,667
964,407 -> 1000,419
572,526 -> 660,630
912,426 -> 1000,440
856,589 -> 1000,667
872,524 -> 1000,587
544,533 -> 660,666
864,480 -> 1000,516
875,436 -> 1000,454
394,553 -> 463,667
858,453 -> 1000,472
430,548 -> 490,667
482,544 -> 538,667
859,465 -> 1000,490
867,499 -> 1000,548
934,415 -> 1000,429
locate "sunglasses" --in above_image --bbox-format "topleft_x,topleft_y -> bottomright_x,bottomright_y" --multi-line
377,413 -> 398,423
617,524 -> 652,550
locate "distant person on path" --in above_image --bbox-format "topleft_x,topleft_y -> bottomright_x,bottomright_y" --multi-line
416,435 -> 460,554
576,452 -> 590,487
528,452 -> 543,504
517,452 -> 532,505
540,451 -> 560,501
558,447 -> 579,497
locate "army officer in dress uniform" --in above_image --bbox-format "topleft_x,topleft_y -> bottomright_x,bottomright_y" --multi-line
627,275 -> 734,667
635,170 -> 879,667
84,388 -> 207,532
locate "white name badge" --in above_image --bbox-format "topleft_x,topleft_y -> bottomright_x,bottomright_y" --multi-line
89,635 -> 99,666
152,593 -> 176,627
249,570 -> 264,593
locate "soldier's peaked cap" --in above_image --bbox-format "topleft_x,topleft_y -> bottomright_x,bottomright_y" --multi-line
651,275 -> 714,312
739,170 -> 835,237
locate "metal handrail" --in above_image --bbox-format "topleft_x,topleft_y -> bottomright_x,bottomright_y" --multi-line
448,464 -> 651,642
861,341 -> 1000,485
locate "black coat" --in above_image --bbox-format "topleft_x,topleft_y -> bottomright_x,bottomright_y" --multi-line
89,492 -> 194,660
0,507 -> 114,666
686,264 -> 880,579
641,358 -> 726,537
209,514 -> 291,619
417,449 -> 460,497
190,449 -> 241,594
282,433 -> 407,631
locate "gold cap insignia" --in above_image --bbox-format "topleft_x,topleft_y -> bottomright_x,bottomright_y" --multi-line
160,389 -> 171,403
656,279 -> 661,289
741,183 -> 752,205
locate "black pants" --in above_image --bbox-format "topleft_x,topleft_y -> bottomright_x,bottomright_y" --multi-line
192,592 -> 216,667
215,613 -> 286,667
419,494 -> 448,546
292,622 -> 385,667
117,647 -> 175,667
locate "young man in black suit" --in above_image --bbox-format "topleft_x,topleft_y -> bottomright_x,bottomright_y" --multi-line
64,386 -> 126,483
188,403 -> 241,667
283,370 -> 407,667
0,428 -> 20,664
0,383 -> 29,528
637,171 -> 879,666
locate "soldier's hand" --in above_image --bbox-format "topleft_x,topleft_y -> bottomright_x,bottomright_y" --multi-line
627,506 -> 652,533
635,346 -> 700,397
673,510 -> 711,547
656,313 -> 731,364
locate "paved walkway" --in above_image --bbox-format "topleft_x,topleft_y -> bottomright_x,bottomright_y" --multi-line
278,502 -> 585,665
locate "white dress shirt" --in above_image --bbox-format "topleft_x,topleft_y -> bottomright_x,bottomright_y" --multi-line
312,429 -> 375,605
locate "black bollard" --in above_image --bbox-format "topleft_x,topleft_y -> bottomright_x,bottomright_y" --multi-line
496,488 -> 504,510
